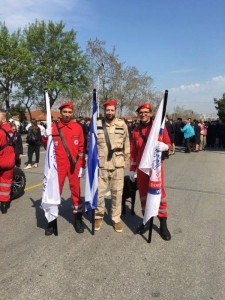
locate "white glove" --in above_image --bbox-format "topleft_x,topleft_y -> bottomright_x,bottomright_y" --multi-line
78,167 -> 85,178
44,128 -> 52,137
156,141 -> 169,152
129,171 -> 136,182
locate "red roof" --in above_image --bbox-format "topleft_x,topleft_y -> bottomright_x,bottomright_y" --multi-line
25,109 -> 61,121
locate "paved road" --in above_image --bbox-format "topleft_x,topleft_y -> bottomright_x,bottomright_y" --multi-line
0,146 -> 225,300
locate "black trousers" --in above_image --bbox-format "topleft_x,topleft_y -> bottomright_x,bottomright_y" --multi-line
27,144 -> 40,164
185,138 -> 191,153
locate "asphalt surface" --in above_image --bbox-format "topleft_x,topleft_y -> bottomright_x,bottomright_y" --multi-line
0,145 -> 225,300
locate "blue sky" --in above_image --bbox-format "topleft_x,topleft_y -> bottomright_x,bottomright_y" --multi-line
1,0 -> 224,116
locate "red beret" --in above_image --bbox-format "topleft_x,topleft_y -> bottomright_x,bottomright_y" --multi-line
58,102 -> 74,110
103,100 -> 117,108
136,103 -> 152,113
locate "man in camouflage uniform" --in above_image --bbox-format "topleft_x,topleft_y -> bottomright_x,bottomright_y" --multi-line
95,100 -> 130,233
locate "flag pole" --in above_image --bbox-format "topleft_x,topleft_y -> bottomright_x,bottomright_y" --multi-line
147,217 -> 154,243
91,209 -> 95,235
147,89 -> 168,243
161,90 -> 168,124
97,76 -> 100,118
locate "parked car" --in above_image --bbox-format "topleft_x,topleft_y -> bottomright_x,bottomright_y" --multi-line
11,167 -> 26,200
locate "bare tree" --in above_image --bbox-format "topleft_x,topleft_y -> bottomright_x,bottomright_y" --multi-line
86,38 -> 156,117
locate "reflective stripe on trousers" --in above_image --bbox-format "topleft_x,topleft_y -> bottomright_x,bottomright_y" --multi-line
0,168 -> 14,202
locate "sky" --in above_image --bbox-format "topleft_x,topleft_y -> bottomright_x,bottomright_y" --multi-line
1,0 -> 225,117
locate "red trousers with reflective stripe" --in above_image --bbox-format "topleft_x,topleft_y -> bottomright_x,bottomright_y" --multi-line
0,168 -> 14,202
137,164 -> 168,218
57,163 -> 82,213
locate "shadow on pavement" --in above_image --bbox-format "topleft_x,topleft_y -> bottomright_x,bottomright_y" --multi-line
30,197 -> 46,230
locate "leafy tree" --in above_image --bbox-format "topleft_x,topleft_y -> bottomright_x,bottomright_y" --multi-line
23,20 -> 91,108
0,23 -> 31,110
8,103 -> 26,122
214,93 -> 225,122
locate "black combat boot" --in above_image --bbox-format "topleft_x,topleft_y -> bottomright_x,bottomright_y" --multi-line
45,219 -> 58,236
74,212 -> 84,233
1,202 -> 8,214
136,220 -> 150,234
159,217 -> 171,241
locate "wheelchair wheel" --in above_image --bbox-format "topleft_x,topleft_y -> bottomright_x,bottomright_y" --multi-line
11,167 -> 26,200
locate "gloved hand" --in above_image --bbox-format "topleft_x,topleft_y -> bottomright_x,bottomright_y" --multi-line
129,171 -> 136,182
78,167 -> 85,178
44,128 -> 52,137
156,141 -> 169,152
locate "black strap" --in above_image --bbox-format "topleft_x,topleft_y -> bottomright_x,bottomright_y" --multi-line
55,122 -> 79,173
138,127 -> 147,144
101,119 -> 123,161
102,119 -> 112,161
0,128 -> 15,151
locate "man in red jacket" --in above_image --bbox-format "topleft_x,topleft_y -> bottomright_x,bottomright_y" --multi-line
130,103 -> 171,240
43,102 -> 86,235
0,110 -> 15,214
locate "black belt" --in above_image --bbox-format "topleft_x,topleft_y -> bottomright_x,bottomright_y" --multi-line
107,147 -> 123,161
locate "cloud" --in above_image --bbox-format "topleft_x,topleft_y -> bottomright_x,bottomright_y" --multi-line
212,75 -> 225,83
170,75 -> 225,93
167,75 -> 225,114
0,0 -> 93,31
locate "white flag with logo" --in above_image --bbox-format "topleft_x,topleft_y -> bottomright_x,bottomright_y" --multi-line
41,91 -> 61,222
139,97 -> 165,224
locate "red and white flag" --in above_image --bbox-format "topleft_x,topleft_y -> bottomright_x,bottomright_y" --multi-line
138,97 -> 166,224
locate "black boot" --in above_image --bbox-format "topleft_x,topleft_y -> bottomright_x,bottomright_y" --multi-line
136,220 -> 150,234
159,217 -> 171,241
74,212 -> 84,233
1,202 -> 8,214
45,219 -> 58,236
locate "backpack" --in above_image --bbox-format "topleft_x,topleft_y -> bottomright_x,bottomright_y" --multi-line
26,127 -> 41,145
0,127 -> 16,151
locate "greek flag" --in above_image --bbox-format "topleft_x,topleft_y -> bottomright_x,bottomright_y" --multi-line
138,97 -> 165,224
41,91 -> 61,222
85,91 -> 99,211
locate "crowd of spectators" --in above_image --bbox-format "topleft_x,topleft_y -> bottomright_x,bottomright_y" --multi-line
124,117 -> 225,154
8,115 -> 225,170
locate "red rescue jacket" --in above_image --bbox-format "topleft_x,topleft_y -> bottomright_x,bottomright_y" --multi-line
0,123 -> 16,170
130,121 -> 171,172
42,120 -> 86,170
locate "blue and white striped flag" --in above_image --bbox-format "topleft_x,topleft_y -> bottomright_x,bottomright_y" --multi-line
41,91 -> 61,222
85,92 -> 99,211
138,97 -> 165,224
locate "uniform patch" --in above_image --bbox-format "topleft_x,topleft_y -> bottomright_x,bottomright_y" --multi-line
54,141 -> 58,146
74,140 -> 79,145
